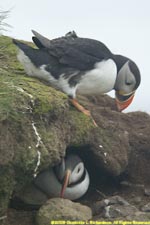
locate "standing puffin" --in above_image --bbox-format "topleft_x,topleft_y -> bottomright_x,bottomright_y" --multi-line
13,31 -> 141,125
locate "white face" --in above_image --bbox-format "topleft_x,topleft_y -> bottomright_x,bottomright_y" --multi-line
69,162 -> 84,184
115,61 -> 136,95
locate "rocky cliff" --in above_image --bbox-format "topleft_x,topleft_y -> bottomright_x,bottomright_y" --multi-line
0,35 -> 150,225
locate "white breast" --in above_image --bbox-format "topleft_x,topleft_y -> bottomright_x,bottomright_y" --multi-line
77,59 -> 117,95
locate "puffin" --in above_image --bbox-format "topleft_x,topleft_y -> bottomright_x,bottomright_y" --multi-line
13,30 -> 141,125
33,154 -> 90,200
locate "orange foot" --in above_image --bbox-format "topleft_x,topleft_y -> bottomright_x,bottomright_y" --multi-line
69,98 -> 98,127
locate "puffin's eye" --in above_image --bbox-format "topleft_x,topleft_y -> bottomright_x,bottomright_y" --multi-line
126,81 -> 132,86
77,168 -> 80,173
73,162 -> 84,176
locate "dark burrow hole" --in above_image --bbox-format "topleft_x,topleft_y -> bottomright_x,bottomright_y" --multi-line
66,145 -> 127,205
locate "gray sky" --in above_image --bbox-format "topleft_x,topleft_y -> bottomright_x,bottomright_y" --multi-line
1,0 -> 150,113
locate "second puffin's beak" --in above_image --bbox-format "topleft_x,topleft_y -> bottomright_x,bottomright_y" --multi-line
60,170 -> 71,198
115,91 -> 135,112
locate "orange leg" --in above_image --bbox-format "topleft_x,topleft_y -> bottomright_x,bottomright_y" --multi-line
69,98 -> 98,127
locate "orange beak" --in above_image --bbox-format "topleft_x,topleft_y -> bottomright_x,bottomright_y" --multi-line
115,91 -> 135,112
60,170 -> 71,198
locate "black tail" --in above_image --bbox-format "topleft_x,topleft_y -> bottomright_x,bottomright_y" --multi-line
12,39 -> 34,52
32,36 -> 45,49
12,38 -> 53,67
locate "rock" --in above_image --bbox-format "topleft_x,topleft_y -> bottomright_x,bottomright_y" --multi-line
144,187 -> 150,196
120,181 -> 144,189
0,167 -> 15,217
141,202 -> 150,212
92,195 -> 130,216
36,198 -> 92,224
104,204 -> 138,218
92,195 -> 140,219
126,211 -> 150,221
105,195 -> 130,206
123,112 -> 150,185
132,196 -> 142,204
92,200 -> 107,216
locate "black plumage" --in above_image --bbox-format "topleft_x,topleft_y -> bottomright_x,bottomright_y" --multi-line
13,35 -> 114,85
36,37 -> 113,70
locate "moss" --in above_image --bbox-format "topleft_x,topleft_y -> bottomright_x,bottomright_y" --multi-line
0,36 -> 23,72
26,81 -> 68,114
0,35 -> 68,122
0,81 -> 30,122
33,122 -> 67,169
69,110 -> 94,146
0,35 -> 95,216
0,36 -> 30,122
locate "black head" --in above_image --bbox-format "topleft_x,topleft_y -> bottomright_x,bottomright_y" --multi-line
114,55 -> 141,111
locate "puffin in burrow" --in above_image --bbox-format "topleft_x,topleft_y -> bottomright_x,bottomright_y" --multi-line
34,153 -> 90,200
13,30 -> 141,125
